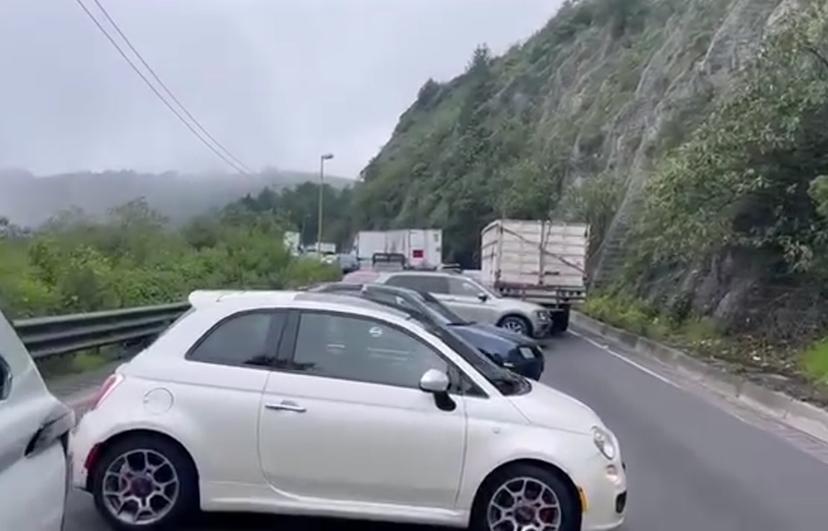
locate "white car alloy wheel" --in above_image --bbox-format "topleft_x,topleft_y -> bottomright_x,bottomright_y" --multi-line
488,477 -> 561,531
92,435 -> 198,531
101,449 -> 179,525
473,464 -> 579,531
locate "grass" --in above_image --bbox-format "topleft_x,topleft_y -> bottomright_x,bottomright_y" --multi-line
674,317 -> 720,344
71,351 -> 113,372
802,339 -> 828,383
36,347 -> 117,380
585,294 -> 828,405
582,293 -> 671,339
583,293 -> 723,346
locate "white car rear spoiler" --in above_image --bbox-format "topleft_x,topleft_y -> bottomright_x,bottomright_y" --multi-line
187,290 -> 244,307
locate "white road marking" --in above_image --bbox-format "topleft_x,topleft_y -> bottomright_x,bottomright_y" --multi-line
568,330 -> 678,387
567,330 -> 828,463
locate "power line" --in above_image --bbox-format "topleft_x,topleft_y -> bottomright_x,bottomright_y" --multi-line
89,0 -> 253,174
72,0 -> 249,175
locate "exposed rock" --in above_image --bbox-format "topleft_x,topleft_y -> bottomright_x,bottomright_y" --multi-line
355,0 -> 812,335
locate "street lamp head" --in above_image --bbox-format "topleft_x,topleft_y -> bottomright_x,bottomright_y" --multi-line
321,153 -> 334,160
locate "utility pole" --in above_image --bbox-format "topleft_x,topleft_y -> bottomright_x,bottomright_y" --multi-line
317,153 -> 334,251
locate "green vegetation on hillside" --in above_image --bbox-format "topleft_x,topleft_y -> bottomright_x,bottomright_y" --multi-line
624,4 -> 828,344
352,0 -> 697,266
635,5 -> 828,274
0,186 -> 345,319
228,182 -> 355,250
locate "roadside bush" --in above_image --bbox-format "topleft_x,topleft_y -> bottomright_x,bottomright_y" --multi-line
0,194 -> 343,318
802,338 -> 828,383
283,259 -> 342,289
582,293 -> 669,338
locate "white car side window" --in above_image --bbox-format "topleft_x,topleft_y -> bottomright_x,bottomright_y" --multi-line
291,312 -> 447,389
188,312 -> 279,367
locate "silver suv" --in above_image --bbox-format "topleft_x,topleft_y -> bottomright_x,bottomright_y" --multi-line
370,271 -> 551,338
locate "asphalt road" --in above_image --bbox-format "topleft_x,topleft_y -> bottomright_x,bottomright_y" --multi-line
63,331 -> 828,531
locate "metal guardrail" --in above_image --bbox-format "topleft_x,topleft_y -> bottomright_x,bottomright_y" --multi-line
13,303 -> 190,359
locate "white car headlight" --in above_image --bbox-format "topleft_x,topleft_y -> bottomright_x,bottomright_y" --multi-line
535,310 -> 549,321
592,426 -> 617,460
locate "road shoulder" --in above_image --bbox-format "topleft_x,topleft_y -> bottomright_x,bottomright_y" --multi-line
570,311 -> 828,460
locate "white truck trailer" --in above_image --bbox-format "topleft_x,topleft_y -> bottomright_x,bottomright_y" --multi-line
480,219 -> 589,332
354,229 -> 442,270
283,231 -> 301,256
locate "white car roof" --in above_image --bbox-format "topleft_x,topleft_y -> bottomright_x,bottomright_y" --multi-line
187,289 -> 413,322
188,290 -> 301,307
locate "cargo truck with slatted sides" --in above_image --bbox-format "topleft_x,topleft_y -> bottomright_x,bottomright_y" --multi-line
480,220 -> 589,333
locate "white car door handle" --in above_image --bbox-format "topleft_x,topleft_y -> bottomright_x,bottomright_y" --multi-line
265,401 -> 306,413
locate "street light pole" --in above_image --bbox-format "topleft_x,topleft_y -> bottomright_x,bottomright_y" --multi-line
317,153 -> 334,251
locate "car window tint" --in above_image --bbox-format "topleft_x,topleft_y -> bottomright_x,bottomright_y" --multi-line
292,312 -> 447,389
386,275 -> 449,294
189,312 -> 276,366
448,278 -> 482,297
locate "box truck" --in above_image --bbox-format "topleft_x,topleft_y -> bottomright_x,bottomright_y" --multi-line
354,229 -> 442,270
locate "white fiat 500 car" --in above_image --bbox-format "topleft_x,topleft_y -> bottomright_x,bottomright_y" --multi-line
71,291 -> 626,531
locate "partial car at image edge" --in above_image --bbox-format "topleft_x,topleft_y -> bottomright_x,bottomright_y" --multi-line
0,309 -> 75,531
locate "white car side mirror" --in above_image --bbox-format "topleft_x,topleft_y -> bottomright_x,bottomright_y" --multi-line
419,369 -> 450,394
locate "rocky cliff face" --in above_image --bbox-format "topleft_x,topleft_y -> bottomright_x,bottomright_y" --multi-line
354,0 -> 828,338
593,0 -> 789,276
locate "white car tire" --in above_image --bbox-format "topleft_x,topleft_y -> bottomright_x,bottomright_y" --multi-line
471,463 -> 580,531
91,434 -> 198,531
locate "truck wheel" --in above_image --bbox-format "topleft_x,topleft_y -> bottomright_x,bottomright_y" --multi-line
551,310 -> 570,334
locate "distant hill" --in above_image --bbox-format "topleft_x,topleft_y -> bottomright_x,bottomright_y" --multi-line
0,168 -> 351,227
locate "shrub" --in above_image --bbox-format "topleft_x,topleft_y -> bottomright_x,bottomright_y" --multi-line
802,338 -> 828,383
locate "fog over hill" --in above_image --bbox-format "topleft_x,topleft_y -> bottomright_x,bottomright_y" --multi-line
0,168 -> 351,227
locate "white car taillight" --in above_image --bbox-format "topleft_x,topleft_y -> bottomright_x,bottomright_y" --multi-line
91,373 -> 124,410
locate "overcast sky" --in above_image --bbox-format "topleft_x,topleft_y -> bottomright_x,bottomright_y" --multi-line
0,0 -> 562,178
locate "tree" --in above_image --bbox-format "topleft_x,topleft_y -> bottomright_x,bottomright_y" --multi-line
810,175 -> 828,219
467,44 -> 492,73
600,0 -> 648,37
416,79 -> 441,107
